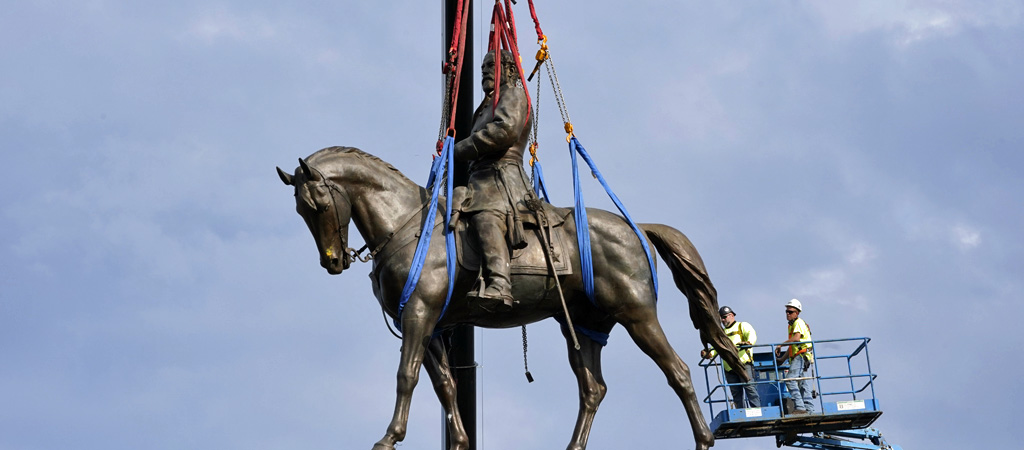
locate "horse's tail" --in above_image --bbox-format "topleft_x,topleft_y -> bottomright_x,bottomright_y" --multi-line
641,223 -> 748,381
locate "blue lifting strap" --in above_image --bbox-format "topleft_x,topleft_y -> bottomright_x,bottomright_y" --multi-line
554,316 -> 611,347
568,137 -> 658,303
531,160 -> 551,203
395,136 -> 457,331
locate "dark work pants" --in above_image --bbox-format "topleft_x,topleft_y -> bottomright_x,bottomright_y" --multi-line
725,364 -> 760,408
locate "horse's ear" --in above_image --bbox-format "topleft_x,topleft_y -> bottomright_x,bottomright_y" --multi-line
298,158 -> 320,181
276,166 -> 294,186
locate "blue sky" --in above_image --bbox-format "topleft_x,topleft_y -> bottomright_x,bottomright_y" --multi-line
2,1 -> 1022,449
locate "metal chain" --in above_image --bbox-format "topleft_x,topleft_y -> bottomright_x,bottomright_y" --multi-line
528,67 -> 542,167
522,325 -> 534,382
438,72 -> 455,140
532,71 -> 540,149
543,50 -> 572,128
348,246 -> 372,263
533,70 -> 541,145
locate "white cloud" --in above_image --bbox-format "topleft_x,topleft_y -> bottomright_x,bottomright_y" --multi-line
184,8 -> 279,44
793,267 -> 847,297
951,223 -> 981,250
788,267 -> 873,312
784,233 -> 878,312
803,0 -> 1024,46
897,10 -> 957,46
891,192 -> 986,254
845,242 -> 878,265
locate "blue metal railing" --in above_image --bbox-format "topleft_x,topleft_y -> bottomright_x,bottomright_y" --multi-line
700,337 -> 878,420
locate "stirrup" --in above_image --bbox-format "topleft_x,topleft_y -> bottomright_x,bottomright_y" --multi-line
468,293 -> 514,313
467,278 -> 514,312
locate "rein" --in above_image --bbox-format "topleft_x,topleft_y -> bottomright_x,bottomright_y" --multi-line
347,196 -> 434,264
313,169 -> 355,267
309,165 -> 434,266
306,163 -> 441,341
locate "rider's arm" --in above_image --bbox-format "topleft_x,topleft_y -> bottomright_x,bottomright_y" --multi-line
454,87 -> 527,161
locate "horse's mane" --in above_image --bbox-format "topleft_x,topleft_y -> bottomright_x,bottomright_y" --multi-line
306,146 -> 414,184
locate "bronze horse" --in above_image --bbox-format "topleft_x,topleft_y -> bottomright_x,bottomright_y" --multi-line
277,146 -> 744,450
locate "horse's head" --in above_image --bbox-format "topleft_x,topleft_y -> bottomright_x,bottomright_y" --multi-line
277,158 -> 352,275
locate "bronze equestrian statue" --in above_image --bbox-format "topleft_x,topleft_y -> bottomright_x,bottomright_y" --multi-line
277,145 -> 745,449
454,49 -> 534,312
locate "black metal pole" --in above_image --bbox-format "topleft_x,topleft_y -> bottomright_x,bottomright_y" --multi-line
443,1 -> 475,449
448,0 -> 475,189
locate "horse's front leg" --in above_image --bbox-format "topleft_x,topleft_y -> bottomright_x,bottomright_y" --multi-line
372,299 -> 439,450
423,335 -> 470,450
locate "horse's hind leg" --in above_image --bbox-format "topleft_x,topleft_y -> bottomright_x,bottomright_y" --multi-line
621,316 -> 714,450
423,336 -> 469,450
560,325 -> 608,450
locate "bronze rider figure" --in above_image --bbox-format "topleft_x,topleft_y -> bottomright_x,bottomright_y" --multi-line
453,49 -> 534,312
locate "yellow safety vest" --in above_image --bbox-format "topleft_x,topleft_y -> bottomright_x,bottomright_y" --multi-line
787,318 -> 814,363
710,321 -> 756,371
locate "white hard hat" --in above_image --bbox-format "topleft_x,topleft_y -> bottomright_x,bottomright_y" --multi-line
786,298 -> 803,311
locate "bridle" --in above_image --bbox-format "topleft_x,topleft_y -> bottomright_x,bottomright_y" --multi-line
306,166 -> 357,268
307,166 -> 433,266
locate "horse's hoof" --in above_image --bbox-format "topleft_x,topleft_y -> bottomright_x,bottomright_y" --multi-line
447,437 -> 470,450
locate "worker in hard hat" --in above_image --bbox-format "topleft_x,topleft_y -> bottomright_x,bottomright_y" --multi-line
701,306 -> 761,409
776,298 -> 815,414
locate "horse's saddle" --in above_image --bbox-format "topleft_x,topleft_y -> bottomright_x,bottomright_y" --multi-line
453,191 -> 574,277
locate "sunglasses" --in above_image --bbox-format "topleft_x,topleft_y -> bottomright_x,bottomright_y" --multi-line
785,310 -> 798,314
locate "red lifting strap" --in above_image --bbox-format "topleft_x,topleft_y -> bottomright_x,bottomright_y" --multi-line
446,0 -> 466,66
503,0 -> 519,45
443,0 -> 472,135
488,0 -> 532,122
527,0 -> 544,41
442,0 -> 546,141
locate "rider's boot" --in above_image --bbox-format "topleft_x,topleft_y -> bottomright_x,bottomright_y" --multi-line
468,213 -> 514,312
